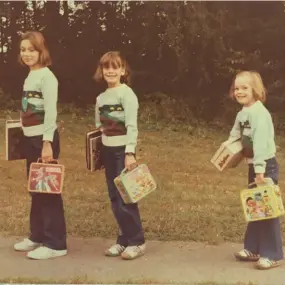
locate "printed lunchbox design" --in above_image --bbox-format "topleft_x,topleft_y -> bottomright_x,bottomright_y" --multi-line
28,160 -> 65,194
240,180 -> 285,222
114,164 -> 157,204
211,139 -> 243,171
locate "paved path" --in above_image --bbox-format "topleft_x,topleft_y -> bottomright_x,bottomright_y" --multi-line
0,236 -> 284,284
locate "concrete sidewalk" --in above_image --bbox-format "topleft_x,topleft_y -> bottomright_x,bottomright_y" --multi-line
0,236 -> 284,284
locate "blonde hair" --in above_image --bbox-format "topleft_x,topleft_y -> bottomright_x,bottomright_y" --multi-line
93,51 -> 131,85
229,71 -> 266,103
19,31 -> 52,67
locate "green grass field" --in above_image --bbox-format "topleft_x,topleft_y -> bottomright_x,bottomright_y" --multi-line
0,108 -> 285,246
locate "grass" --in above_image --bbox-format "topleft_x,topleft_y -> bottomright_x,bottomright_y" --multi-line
0,277 -> 257,285
1,109 -> 285,245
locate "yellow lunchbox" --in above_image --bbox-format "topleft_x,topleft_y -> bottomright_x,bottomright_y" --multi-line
240,178 -> 285,222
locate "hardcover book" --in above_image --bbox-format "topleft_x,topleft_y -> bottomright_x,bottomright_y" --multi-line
5,120 -> 25,161
86,129 -> 104,171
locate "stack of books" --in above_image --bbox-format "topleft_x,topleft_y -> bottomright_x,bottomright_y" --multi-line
86,129 -> 104,171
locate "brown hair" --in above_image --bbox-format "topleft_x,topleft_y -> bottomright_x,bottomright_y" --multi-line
93,51 -> 131,85
19,31 -> 52,67
229,71 -> 266,103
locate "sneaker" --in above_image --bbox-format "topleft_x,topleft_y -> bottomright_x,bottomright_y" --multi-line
27,246 -> 67,260
14,238 -> 40,252
256,257 -> 280,270
105,244 -> 126,257
121,244 -> 146,260
234,249 -> 260,261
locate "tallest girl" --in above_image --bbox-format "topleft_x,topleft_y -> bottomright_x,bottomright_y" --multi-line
13,31 -> 67,260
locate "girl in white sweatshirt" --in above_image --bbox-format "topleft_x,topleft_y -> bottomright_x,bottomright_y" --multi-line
94,51 -> 145,260
13,31 -> 67,260
228,71 -> 283,270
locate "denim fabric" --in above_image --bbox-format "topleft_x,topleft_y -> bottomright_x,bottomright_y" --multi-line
24,130 -> 67,250
102,145 -> 145,246
244,157 -> 283,260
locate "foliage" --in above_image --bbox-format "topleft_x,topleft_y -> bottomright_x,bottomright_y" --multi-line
0,1 -> 285,121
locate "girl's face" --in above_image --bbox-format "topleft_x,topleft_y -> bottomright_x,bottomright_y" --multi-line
102,64 -> 125,88
20,39 -> 40,70
234,75 -> 256,107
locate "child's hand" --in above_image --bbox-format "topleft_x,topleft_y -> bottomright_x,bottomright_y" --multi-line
42,141 -> 53,163
255,173 -> 266,185
125,154 -> 137,171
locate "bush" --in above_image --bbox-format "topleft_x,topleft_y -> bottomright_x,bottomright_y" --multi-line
0,88 -> 19,111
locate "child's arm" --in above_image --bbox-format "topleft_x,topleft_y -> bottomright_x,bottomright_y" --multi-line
122,89 -> 139,154
225,114 -> 241,144
95,98 -> 101,129
42,73 -> 58,142
251,113 -> 269,175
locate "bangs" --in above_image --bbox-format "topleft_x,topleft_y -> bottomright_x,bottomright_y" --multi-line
21,32 -> 43,51
100,53 -> 123,69
19,31 -> 52,67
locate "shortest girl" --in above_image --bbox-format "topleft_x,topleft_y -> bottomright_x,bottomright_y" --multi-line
227,70 -> 283,269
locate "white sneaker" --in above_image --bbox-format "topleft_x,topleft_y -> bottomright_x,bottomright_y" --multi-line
14,238 -> 40,252
256,257 -> 280,270
121,244 -> 146,260
105,244 -> 126,257
27,246 -> 67,260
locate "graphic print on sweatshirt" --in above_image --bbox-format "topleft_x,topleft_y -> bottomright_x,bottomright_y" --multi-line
239,119 -> 254,158
21,91 -> 45,127
99,104 -> 127,136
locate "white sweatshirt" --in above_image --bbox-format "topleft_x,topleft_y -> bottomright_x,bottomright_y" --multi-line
95,83 -> 139,153
228,100 -> 276,173
21,67 -> 58,142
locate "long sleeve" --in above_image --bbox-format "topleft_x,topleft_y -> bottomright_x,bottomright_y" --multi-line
95,98 -> 101,129
228,113 -> 241,142
251,113 -> 271,173
42,74 -> 58,142
122,89 -> 139,153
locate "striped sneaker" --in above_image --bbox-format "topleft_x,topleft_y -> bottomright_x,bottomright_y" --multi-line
105,244 -> 126,257
256,258 -> 280,270
121,244 -> 146,260
235,249 -> 260,261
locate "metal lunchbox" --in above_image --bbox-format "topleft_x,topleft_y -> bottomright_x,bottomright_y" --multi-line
240,178 -> 284,222
28,159 -> 65,194
114,164 -> 157,204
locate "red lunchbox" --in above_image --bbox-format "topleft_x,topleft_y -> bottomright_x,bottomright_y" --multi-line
28,159 -> 65,194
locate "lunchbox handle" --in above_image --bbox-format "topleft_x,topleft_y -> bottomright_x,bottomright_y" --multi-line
248,177 -> 274,188
121,163 -> 138,174
37,158 -> 58,164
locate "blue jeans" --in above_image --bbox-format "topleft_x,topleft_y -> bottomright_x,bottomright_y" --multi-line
102,145 -> 145,246
24,130 -> 67,250
244,157 -> 283,260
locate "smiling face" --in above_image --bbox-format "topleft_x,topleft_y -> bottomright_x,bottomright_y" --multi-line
20,39 -> 40,70
234,75 -> 256,107
102,65 -> 125,88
